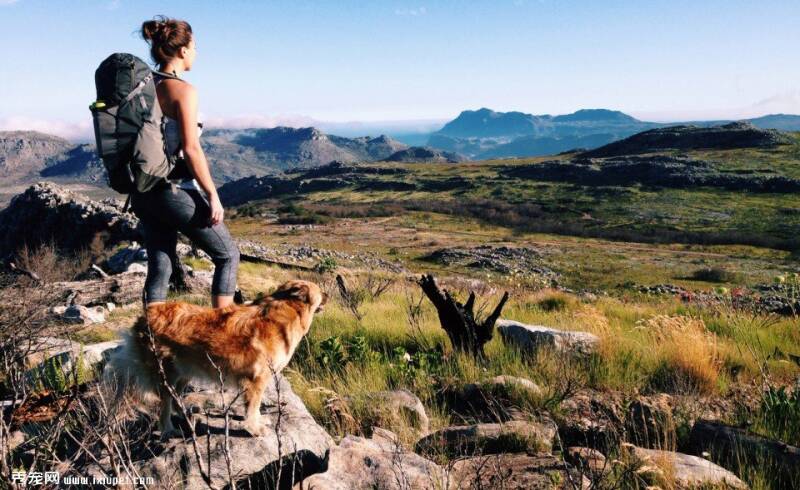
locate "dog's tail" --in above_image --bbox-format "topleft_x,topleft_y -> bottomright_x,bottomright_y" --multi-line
102,315 -> 162,404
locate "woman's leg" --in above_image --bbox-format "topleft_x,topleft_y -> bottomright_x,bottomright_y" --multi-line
149,186 -> 240,308
132,198 -> 179,307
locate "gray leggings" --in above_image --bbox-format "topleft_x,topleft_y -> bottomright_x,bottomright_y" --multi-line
130,183 -> 240,304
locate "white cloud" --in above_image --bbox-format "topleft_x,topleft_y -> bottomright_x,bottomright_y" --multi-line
200,113 -> 319,130
0,116 -> 94,142
0,0 -> 20,5
106,0 -> 120,10
394,6 -> 427,16
744,91 -> 800,117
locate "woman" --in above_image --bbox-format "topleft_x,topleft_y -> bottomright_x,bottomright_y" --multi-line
134,16 -> 239,308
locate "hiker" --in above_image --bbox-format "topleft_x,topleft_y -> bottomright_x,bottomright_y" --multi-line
131,16 -> 240,308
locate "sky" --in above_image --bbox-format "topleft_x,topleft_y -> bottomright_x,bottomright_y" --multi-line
1,0 -> 799,141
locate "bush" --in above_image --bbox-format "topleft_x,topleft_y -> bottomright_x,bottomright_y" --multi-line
690,266 -> 741,283
638,315 -> 721,394
277,203 -> 331,225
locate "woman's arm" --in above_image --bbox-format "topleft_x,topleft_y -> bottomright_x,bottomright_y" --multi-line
175,84 -> 225,225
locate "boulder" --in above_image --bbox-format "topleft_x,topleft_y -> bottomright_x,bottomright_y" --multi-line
128,375 -> 334,489
625,393 -> 676,449
566,446 -> 607,476
497,319 -> 599,357
296,429 -> 443,489
622,443 -> 747,489
446,453 -> 590,489
689,420 -> 800,486
415,420 -> 556,459
25,339 -> 121,389
105,244 -> 148,274
345,389 -> 430,438
0,181 -> 141,256
450,375 -> 544,423
555,390 -> 625,453
56,304 -> 106,325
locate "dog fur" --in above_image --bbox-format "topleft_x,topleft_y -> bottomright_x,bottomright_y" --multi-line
105,279 -> 328,437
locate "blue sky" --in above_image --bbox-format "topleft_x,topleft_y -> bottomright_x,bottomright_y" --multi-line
1,0 -> 799,140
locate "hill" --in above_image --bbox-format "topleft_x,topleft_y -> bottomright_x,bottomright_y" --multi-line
427,108 -> 800,159
0,127 -> 410,194
580,122 -> 791,157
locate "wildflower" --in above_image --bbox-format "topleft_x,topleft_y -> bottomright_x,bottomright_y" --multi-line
402,352 -> 412,363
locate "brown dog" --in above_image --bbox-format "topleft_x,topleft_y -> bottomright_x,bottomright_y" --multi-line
106,280 -> 328,437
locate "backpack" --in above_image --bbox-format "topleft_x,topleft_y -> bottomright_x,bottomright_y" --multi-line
89,53 -> 184,206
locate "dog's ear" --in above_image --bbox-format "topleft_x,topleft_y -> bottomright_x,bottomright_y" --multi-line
271,284 -> 310,303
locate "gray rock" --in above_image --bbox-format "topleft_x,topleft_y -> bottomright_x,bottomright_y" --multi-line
446,453 -> 590,489
622,443 -> 747,489
61,304 -> 106,325
25,339 -> 121,389
454,375 -> 544,423
415,420 -> 556,459
106,245 -> 148,274
566,446 -> 607,476
346,389 -> 430,438
130,375 -> 333,489
497,319 -> 599,356
0,181 -> 141,256
296,429 -> 443,490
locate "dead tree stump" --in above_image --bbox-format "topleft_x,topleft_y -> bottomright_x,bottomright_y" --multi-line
417,274 -> 509,357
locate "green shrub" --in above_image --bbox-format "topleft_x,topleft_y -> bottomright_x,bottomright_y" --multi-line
690,266 -> 741,283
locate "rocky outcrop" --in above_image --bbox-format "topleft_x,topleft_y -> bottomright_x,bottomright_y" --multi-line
297,428 -> 443,490
218,161 -> 410,207
446,453 -> 590,489
423,245 -> 558,284
381,147 -> 465,163
555,390 -> 625,452
0,182 -> 140,256
448,376 -> 544,423
689,420 -> 800,486
345,389 -> 430,438
414,420 -> 556,458
582,121 -> 790,157
25,339 -> 121,390
497,320 -> 600,357
501,155 -> 800,193
128,376 -> 334,489
621,443 -> 747,489
0,131 -> 75,178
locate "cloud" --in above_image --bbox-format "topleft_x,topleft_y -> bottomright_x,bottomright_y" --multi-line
0,0 -> 20,5
0,116 -> 94,142
745,91 -> 800,117
200,113 -> 319,130
394,6 -> 427,16
105,0 -> 120,10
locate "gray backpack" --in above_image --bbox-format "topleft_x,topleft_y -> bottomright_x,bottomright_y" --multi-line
90,53 -> 184,205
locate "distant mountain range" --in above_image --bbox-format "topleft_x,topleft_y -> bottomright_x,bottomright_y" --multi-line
426,108 -> 800,159
2,108 -> 799,193
0,128 -> 444,189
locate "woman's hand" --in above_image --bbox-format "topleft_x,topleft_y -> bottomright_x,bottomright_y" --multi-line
209,193 -> 224,226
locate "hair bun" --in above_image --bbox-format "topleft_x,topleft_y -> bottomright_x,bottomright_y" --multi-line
140,16 -> 193,66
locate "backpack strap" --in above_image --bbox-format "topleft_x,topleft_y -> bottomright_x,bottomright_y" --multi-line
152,70 -> 186,82
123,73 -> 153,103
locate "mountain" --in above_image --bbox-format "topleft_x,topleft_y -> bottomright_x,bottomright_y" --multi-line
203,127 -> 407,171
381,146 -> 466,163
551,109 -> 638,124
747,114 -> 800,132
427,108 -> 800,159
580,122 -> 791,158
0,127 -> 410,190
0,131 -> 76,179
437,108 -> 550,138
